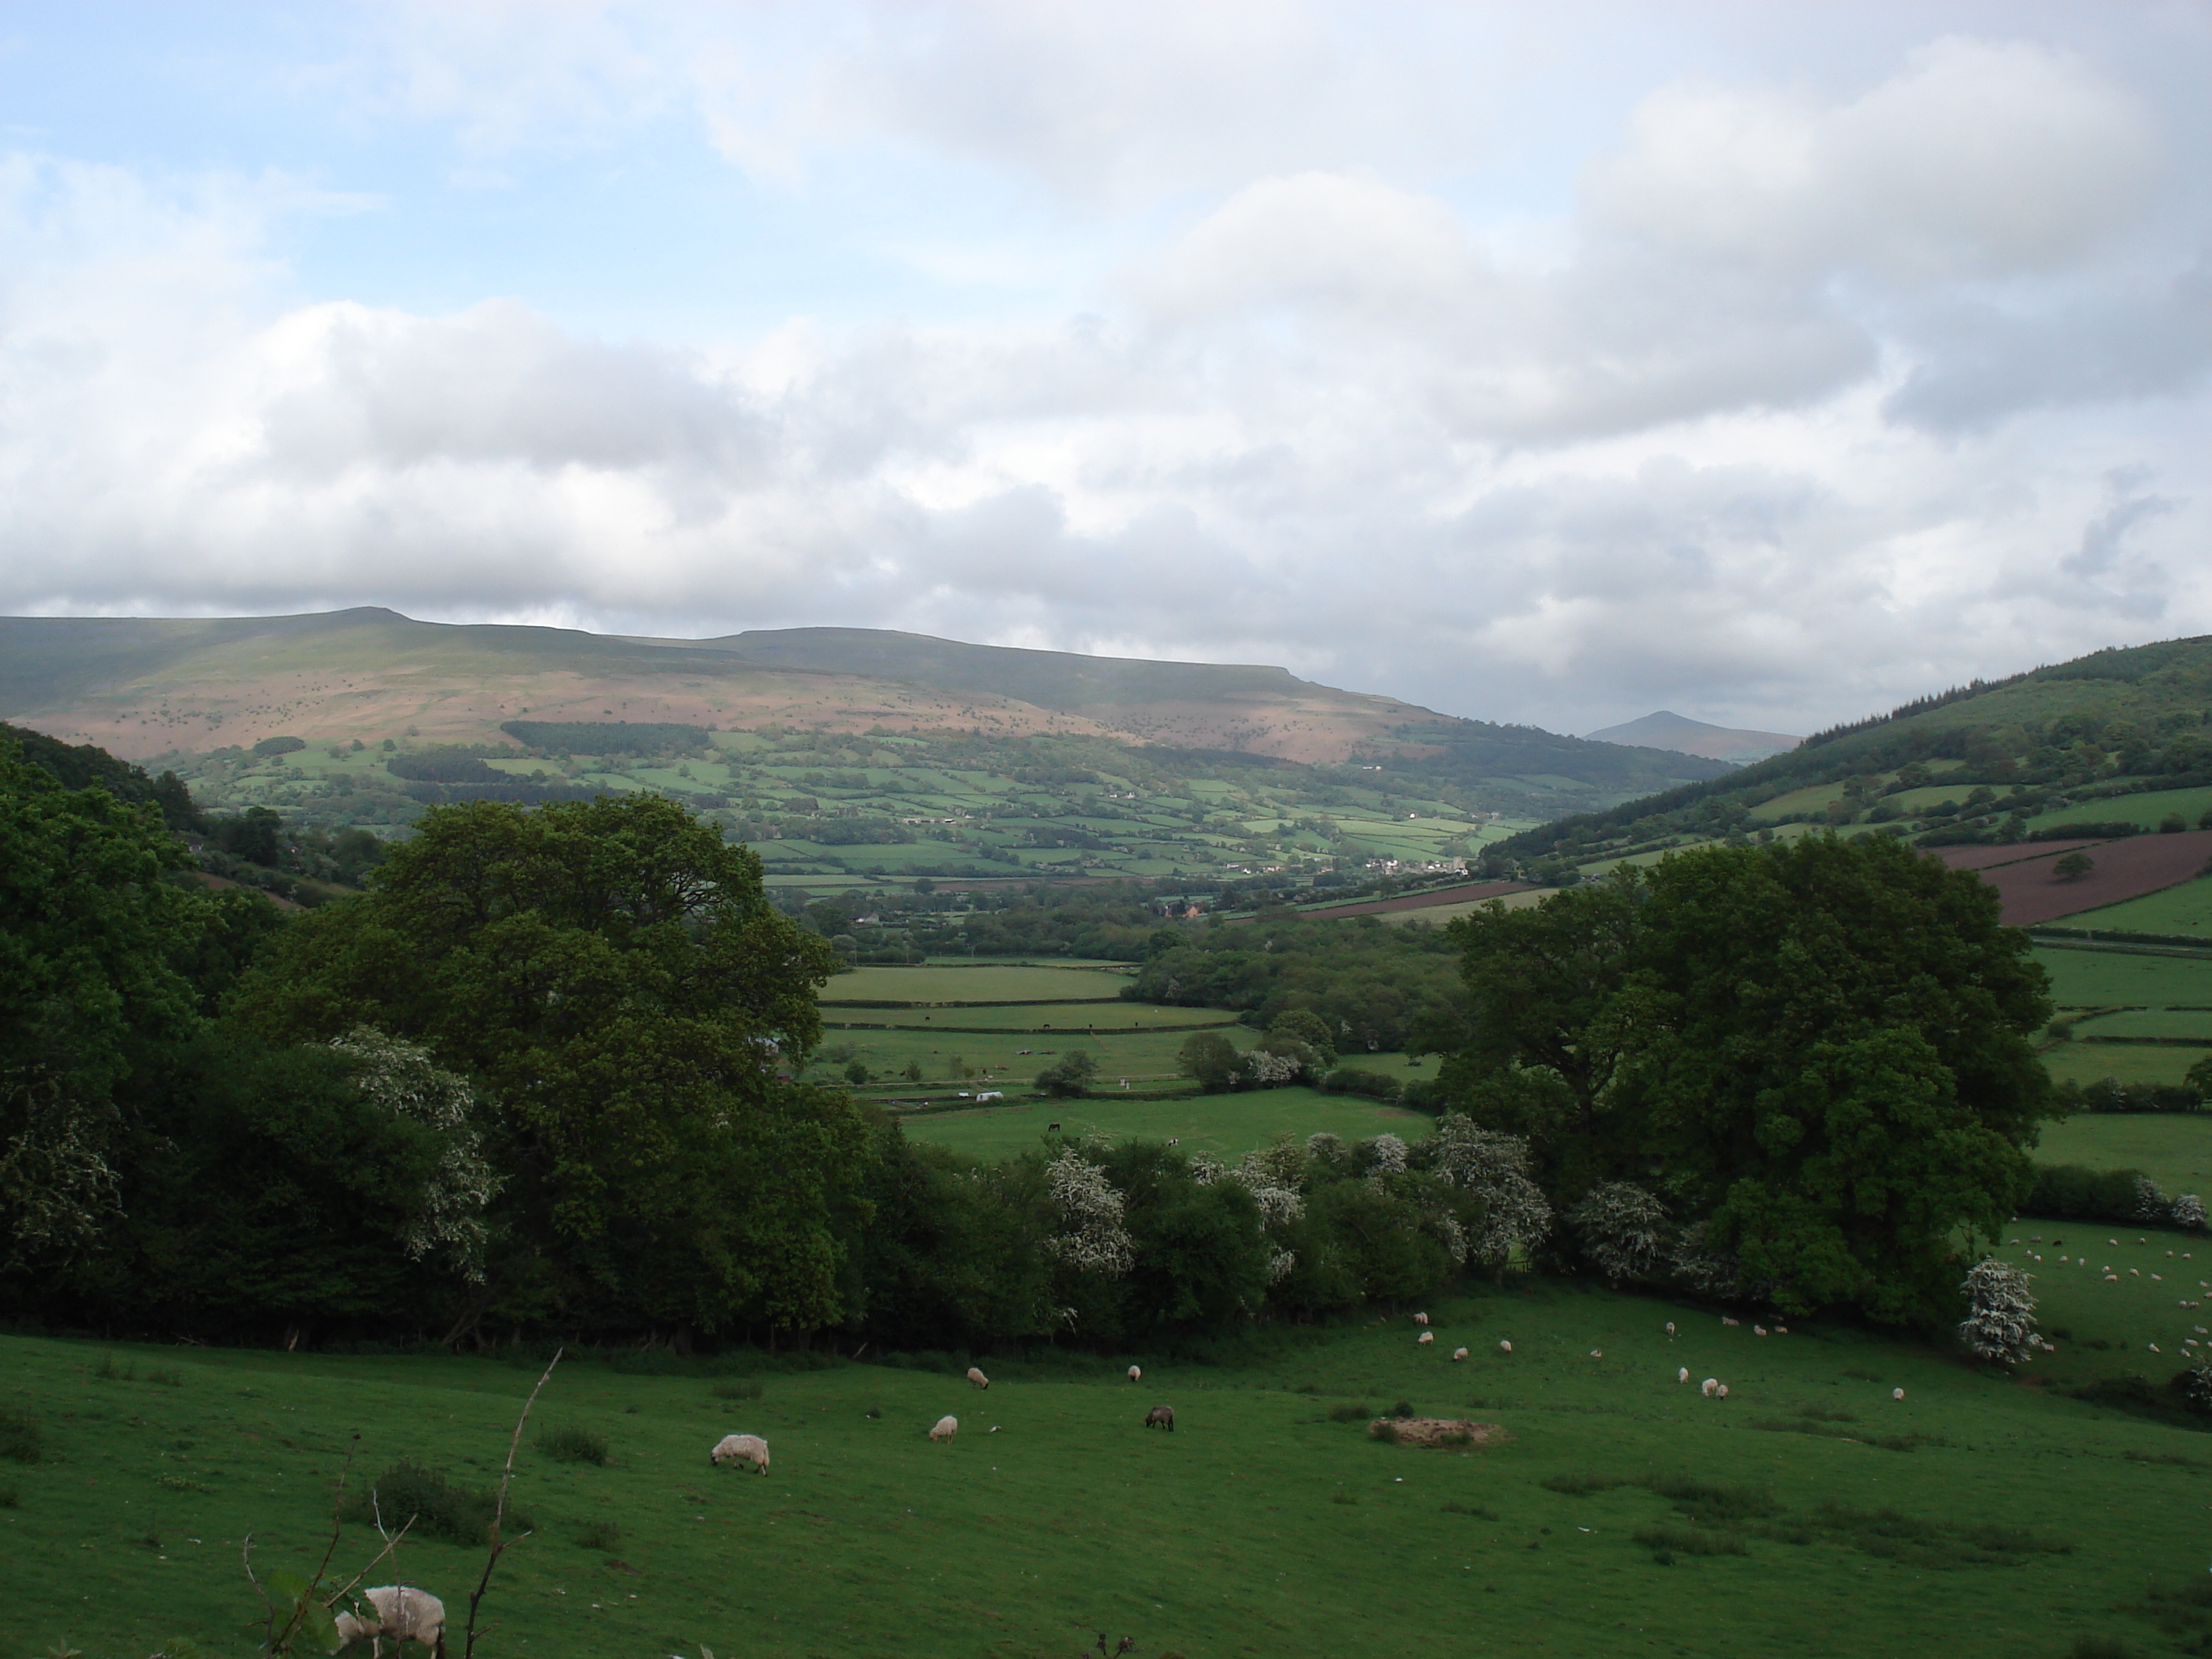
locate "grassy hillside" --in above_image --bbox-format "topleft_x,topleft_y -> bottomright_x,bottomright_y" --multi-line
12,1269 -> 2212,1659
1496,634 -> 2212,877
0,609 -> 1731,882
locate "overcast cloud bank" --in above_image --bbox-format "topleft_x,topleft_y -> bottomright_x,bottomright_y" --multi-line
1,3 -> 2207,734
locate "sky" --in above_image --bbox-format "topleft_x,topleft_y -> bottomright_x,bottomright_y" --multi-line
2,2 -> 2208,737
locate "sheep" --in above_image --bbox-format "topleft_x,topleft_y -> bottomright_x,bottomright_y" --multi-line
1128,1364 -> 1141,1382
1144,1405 -> 1175,1431
1701,1378 -> 1719,1397
709,1433 -> 770,1474
1892,1388 -> 1905,1401
1664,1321 -> 1676,1337
334,1586 -> 445,1658
1498,1339 -> 1512,1354
1412,1312 -> 1430,1326
1416,1331 -> 1435,1346
1716,1384 -> 1729,1399
1452,1347 -> 1469,1362
929,1415 -> 959,1442
1720,1316 -> 1740,1328
1679,1367 -> 1690,1383
1753,1325 -> 1768,1337
966,1367 -> 991,1390
1588,1349 -> 1602,1359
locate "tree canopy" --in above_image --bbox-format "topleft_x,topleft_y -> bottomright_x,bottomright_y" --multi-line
232,794 -> 869,1337
1441,834 -> 2054,1324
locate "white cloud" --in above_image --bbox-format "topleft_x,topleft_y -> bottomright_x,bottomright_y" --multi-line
2,12 -> 2209,738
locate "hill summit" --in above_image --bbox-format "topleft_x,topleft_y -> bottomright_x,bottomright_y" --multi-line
1583,710 -> 1801,763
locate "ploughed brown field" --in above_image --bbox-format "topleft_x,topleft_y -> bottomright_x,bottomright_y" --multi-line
1931,839 -> 2104,873
1937,829 -> 2212,925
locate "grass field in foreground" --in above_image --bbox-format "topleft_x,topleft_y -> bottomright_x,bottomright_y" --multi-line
11,1255 -> 2212,1659
2034,1111 -> 2212,1197
901,1084 -> 1437,1163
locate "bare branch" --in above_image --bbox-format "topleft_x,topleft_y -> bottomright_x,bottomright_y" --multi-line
463,1347 -> 562,1658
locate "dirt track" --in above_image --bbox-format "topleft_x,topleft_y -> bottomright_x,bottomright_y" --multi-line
1947,830 -> 2212,926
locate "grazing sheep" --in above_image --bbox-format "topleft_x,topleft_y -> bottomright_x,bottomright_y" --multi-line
1127,1364 -> 1141,1382
1679,1368 -> 1690,1383
1452,1347 -> 1469,1362
1774,1326 -> 1789,1335
1498,1340 -> 1512,1354
709,1434 -> 770,1474
1716,1384 -> 1729,1399
335,1586 -> 445,1658
1720,1317 -> 1740,1328
1588,1349 -> 1602,1359
1144,1405 -> 1175,1431
929,1415 -> 959,1442
1701,1378 -> 1719,1397
1413,1312 -> 1430,1326
1664,1322 -> 1676,1337
1753,1325 -> 1768,1337
966,1367 -> 991,1390
1417,1331 -> 1434,1346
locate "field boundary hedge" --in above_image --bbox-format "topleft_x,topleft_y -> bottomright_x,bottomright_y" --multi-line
820,997 -> 1131,1009
823,1017 -> 1241,1035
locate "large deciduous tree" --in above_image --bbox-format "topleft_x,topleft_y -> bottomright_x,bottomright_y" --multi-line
232,795 -> 869,1339
1442,834 -> 2053,1324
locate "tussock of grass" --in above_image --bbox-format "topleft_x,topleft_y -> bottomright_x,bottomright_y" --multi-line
1440,1501 -> 1499,1520
1646,1475 -> 1778,1525
1540,1473 -> 1628,1496
347,1462 -> 533,1546
576,1519 -> 622,1551
537,1424 -> 610,1465
1326,1403 -> 1371,1423
1632,1525 -> 1746,1558
0,1407 -> 42,1464
1749,1416 -> 1949,1452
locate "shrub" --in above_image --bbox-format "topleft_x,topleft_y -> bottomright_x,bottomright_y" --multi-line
1369,1420 -> 1400,1444
2053,851 -> 2095,881
348,1462 -> 530,1546
537,1425 -> 610,1465
1036,1051 -> 1098,1099
1958,1258 -> 2040,1364
1319,1066 -> 1401,1103
0,1408 -> 41,1464
2176,1194 -> 2207,1232
1566,1181 -> 1671,1283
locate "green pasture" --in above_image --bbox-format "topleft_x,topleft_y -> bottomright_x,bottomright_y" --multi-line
2034,1112 -> 2212,1198
2073,1009 -> 2212,1039
824,964 -> 1137,1005
2053,876 -> 2212,942
2031,945 -> 2212,1008
2042,1042 -> 2208,1089
900,1083 -> 1437,1163
2027,786 -> 2212,837
15,1265 -> 2212,1659
806,1025 -> 1249,1089
830,1002 -> 1225,1033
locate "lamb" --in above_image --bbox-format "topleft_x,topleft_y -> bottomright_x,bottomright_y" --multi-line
966,1367 -> 991,1390
1701,1378 -> 1719,1397
1128,1365 -> 1141,1382
1412,1312 -> 1430,1326
709,1433 -> 770,1474
1417,1331 -> 1434,1346
1588,1349 -> 1602,1359
334,1586 -> 445,1657
1452,1347 -> 1469,1362
929,1415 -> 959,1442
1144,1405 -> 1175,1431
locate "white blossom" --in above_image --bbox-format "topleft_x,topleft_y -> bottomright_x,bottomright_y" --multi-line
1668,1221 -> 1741,1298
1426,1114 -> 1551,1269
2133,1174 -> 2170,1225
1305,1132 -> 1348,1166
0,1072 -> 122,1266
2174,1193 -> 2207,1232
1265,1247 -> 1298,1284
330,1027 -> 500,1282
1042,1147 -> 1134,1277
1368,1133 -> 1410,1174
1958,1257 -> 2040,1365
1567,1181 -> 1671,1284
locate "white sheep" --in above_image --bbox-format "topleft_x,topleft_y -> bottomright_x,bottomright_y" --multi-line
1664,1321 -> 1676,1337
1127,1364 -> 1141,1382
1892,1388 -> 1904,1401
1498,1339 -> 1512,1354
966,1367 -> 990,1390
1701,1378 -> 1719,1397
334,1586 -> 445,1657
1412,1312 -> 1430,1326
1452,1346 -> 1469,1362
1417,1331 -> 1434,1346
1720,1316 -> 1740,1328
1588,1349 -> 1602,1359
1679,1367 -> 1690,1383
1753,1324 -> 1767,1337
1716,1384 -> 1729,1399
709,1433 -> 770,1474
929,1414 -> 959,1442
